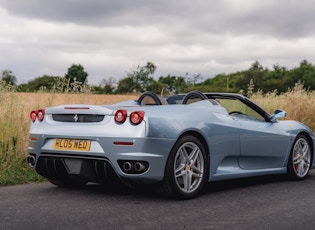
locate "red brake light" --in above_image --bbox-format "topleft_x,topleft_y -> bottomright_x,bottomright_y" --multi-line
130,111 -> 144,125
115,110 -> 127,123
30,110 -> 37,122
30,109 -> 45,122
37,109 -> 45,121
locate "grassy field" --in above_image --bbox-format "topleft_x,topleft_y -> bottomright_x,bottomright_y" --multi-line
251,84 -> 315,130
0,85 -> 314,186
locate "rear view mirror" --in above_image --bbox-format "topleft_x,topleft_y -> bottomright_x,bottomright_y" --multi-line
270,109 -> 287,122
274,109 -> 287,119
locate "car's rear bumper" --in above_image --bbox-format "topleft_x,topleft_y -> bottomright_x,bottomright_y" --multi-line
28,134 -> 176,184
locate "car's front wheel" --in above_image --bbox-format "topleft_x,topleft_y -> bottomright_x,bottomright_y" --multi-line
287,134 -> 312,180
155,135 -> 208,199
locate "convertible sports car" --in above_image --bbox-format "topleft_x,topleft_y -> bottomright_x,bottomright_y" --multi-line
27,90 -> 315,199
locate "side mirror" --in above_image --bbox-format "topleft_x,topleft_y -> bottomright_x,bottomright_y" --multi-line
270,109 -> 286,122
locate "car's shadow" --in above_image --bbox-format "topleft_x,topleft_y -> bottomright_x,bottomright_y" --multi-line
47,172 -> 310,200
203,174 -> 288,194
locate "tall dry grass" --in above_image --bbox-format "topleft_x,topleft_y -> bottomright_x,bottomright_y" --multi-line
251,82 -> 315,131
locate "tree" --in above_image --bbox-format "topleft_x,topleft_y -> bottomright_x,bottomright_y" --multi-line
158,75 -> 177,93
116,76 -> 136,94
127,62 -> 157,92
1,70 -> 17,85
186,73 -> 203,85
18,75 -> 64,92
233,61 -> 267,94
263,64 -> 288,93
292,60 -> 315,90
117,62 -> 158,93
144,78 -> 164,94
99,77 -> 115,94
173,76 -> 188,93
158,75 -> 188,94
65,64 -> 88,84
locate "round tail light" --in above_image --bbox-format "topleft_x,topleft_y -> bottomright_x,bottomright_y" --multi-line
30,109 -> 45,122
130,111 -> 144,125
115,110 -> 127,123
30,110 -> 37,122
37,109 -> 45,121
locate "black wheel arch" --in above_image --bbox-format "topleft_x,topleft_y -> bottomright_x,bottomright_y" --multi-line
176,131 -> 209,154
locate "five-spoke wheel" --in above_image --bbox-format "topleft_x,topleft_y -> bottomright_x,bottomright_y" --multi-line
174,141 -> 205,194
288,134 -> 311,180
156,135 -> 208,199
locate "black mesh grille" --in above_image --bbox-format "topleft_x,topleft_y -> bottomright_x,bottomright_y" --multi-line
52,114 -> 105,122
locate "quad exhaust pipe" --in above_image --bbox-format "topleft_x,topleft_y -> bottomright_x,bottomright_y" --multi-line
134,162 -> 146,172
27,155 -> 36,166
121,161 -> 149,174
122,162 -> 132,172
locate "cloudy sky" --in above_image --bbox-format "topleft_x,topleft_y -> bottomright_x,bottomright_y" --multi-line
0,0 -> 315,85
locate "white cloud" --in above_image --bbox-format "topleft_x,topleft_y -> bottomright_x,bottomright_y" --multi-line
0,0 -> 315,84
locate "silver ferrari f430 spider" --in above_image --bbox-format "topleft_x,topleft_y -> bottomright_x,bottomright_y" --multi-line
27,91 -> 315,199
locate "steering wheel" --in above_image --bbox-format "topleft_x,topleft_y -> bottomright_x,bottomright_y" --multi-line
137,91 -> 162,105
182,90 -> 208,104
229,111 -> 244,115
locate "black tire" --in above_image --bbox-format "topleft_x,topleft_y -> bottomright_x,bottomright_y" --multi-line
48,178 -> 87,188
155,135 -> 208,199
287,134 -> 312,180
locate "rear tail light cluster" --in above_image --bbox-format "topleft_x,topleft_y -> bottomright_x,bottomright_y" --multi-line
114,110 -> 144,125
114,110 -> 127,123
30,109 -> 45,122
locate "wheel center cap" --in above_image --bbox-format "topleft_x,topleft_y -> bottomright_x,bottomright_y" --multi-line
185,165 -> 191,171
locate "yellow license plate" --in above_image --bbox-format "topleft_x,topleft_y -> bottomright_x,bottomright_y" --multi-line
53,139 -> 91,151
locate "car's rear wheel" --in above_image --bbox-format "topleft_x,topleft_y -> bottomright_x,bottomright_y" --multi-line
155,135 -> 208,199
287,134 -> 312,180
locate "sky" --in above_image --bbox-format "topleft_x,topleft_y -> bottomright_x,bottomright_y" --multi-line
1,0 -> 315,85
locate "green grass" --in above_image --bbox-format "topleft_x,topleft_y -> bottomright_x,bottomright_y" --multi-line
0,157 -> 45,185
